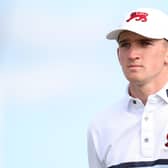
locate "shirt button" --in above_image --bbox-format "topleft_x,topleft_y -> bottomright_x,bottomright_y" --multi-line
144,116 -> 149,121
144,138 -> 149,143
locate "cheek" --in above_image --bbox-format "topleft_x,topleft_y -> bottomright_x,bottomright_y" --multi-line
154,47 -> 168,65
146,55 -> 165,71
117,49 -> 126,66
118,54 -> 127,67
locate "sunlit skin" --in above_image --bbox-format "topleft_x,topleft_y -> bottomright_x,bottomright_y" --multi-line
117,31 -> 168,104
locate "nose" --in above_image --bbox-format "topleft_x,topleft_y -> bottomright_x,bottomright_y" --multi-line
127,46 -> 140,60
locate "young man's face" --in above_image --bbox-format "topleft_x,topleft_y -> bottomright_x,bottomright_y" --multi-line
117,31 -> 168,85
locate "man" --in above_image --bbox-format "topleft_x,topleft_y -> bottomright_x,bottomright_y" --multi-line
87,8 -> 168,168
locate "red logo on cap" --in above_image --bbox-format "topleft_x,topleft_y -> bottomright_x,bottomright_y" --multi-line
126,12 -> 148,22
165,134 -> 168,147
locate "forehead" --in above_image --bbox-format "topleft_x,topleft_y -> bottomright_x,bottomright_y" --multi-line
118,31 -> 168,48
118,31 -> 152,41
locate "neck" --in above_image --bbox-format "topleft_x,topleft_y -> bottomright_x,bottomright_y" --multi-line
129,80 -> 168,105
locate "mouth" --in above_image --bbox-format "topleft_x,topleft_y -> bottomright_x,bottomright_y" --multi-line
127,65 -> 143,70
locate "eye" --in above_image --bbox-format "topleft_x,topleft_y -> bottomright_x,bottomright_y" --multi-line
119,42 -> 131,48
139,40 -> 153,47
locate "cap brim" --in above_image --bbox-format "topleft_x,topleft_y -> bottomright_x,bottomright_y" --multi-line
106,29 -> 124,40
106,27 -> 166,40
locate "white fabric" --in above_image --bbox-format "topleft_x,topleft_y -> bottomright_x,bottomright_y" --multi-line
87,83 -> 168,168
106,8 -> 168,40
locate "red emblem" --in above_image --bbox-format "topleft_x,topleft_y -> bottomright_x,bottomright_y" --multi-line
165,134 -> 168,147
126,12 -> 148,22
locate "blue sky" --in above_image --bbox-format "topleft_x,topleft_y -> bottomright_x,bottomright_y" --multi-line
1,0 -> 168,168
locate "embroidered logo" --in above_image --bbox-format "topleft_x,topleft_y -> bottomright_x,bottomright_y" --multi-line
126,12 -> 148,22
165,134 -> 168,147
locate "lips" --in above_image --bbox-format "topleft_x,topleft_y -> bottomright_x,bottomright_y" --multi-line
128,65 -> 143,67
128,64 -> 143,70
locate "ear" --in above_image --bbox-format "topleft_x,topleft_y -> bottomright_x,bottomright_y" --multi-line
117,48 -> 121,65
164,48 -> 168,65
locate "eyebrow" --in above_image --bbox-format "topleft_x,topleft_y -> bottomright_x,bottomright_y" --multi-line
118,39 -> 128,44
118,38 -> 154,44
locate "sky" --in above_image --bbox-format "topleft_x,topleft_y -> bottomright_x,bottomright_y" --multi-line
1,0 -> 168,168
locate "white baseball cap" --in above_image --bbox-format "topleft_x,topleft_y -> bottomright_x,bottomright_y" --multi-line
106,8 -> 168,40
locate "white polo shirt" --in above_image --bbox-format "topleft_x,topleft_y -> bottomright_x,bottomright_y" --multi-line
87,83 -> 168,168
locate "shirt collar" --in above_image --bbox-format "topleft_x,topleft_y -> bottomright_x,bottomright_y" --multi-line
155,82 -> 168,104
126,82 -> 168,112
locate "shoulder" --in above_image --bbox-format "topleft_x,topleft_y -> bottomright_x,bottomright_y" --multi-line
88,96 -> 129,133
87,96 -> 130,161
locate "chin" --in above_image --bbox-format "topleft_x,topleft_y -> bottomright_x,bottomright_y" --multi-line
126,76 -> 144,84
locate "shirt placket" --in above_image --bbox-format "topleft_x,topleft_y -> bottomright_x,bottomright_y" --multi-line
141,107 -> 154,158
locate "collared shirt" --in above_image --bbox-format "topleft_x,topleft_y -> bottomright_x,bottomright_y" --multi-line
87,83 -> 168,168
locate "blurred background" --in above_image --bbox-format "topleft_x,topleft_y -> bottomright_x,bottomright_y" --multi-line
1,0 -> 168,167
